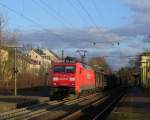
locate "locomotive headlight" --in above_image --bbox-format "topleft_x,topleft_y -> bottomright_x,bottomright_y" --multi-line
53,82 -> 57,85
69,77 -> 75,81
53,77 -> 59,81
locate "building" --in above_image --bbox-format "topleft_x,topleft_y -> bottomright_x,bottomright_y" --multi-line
19,55 -> 40,73
27,49 -> 44,65
28,48 -> 59,62
0,49 -> 9,62
140,52 -> 150,89
27,48 -> 59,72
0,49 -> 9,80
42,48 -> 59,62
0,48 -> 59,90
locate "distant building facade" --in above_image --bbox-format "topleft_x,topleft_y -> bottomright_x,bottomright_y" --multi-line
0,49 -> 9,80
27,49 -> 43,65
140,52 -> 150,89
27,48 -> 59,71
0,47 -> 60,89
0,49 -> 9,62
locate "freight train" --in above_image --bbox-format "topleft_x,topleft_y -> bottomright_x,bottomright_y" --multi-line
50,58 -> 120,98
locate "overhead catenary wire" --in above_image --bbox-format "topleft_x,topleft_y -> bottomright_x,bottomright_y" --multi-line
91,0 -> 102,19
101,55 -> 139,58
38,0 -> 73,28
32,0 -> 64,24
67,0 -> 89,26
76,0 -> 98,28
0,2 -> 66,41
93,41 -> 120,46
0,2 -> 43,28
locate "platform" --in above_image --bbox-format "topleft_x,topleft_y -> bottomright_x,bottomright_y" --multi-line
107,87 -> 150,120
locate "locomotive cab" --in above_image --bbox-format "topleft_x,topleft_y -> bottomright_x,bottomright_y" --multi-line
50,58 -> 95,98
52,65 -> 76,88
50,62 -> 77,98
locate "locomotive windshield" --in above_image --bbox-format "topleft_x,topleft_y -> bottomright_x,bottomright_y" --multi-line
53,66 -> 75,73
65,66 -> 75,73
53,66 -> 65,73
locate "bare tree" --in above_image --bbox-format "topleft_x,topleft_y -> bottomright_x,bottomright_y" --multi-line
0,16 -> 6,80
89,57 -> 112,73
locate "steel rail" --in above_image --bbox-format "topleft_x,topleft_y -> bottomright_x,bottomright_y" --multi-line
0,93 -> 100,120
9,94 -> 99,120
27,93 -> 106,120
62,95 -> 110,120
62,89 -> 125,120
13,93 -> 101,120
93,91 -> 125,120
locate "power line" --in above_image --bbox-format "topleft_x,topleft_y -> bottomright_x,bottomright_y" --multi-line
0,2 -> 66,41
91,0 -> 102,19
67,0 -> 89,25
38,0 -> 73,28
0,2 -> 43,28
102,55 -> 139,59
93,42 -> 120,46
32,0 -> 69,27
76,0 -> 98,28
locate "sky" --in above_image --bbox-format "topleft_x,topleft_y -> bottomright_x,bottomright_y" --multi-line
0,0 -> 150,69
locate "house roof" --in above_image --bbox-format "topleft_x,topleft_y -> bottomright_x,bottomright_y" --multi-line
21,55 -> 40,65
47,49 -> 60,59
34,48 -> 60,59
141,52 -> 150,56
33,49 -> 46,56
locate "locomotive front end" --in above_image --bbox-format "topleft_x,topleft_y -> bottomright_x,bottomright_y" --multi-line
50,63 -> 77,98
52,65 -> 76,87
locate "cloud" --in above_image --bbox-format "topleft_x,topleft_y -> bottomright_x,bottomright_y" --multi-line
17,27 -> 125,49
15,27 -> 141,70
122,0 -> 150,13
14,1 -> 150,70
113,0 -> 150,37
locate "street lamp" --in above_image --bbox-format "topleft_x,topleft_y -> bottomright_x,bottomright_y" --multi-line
6,45 -> 23,96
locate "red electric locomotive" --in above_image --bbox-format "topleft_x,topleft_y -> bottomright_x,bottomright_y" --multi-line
50,59 -> 95,97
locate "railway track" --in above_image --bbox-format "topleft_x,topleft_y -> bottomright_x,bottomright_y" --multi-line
27,89 -> 118,120
33,93 -> 106,120
0,88 -> 124,120
92,94 -> 122,120
0,92 -> 102,120
62,89 -> 125,120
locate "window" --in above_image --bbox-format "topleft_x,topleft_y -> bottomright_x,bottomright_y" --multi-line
53,66 -> 65,73
65,66 -> 75,73
53,66 -> 75,73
